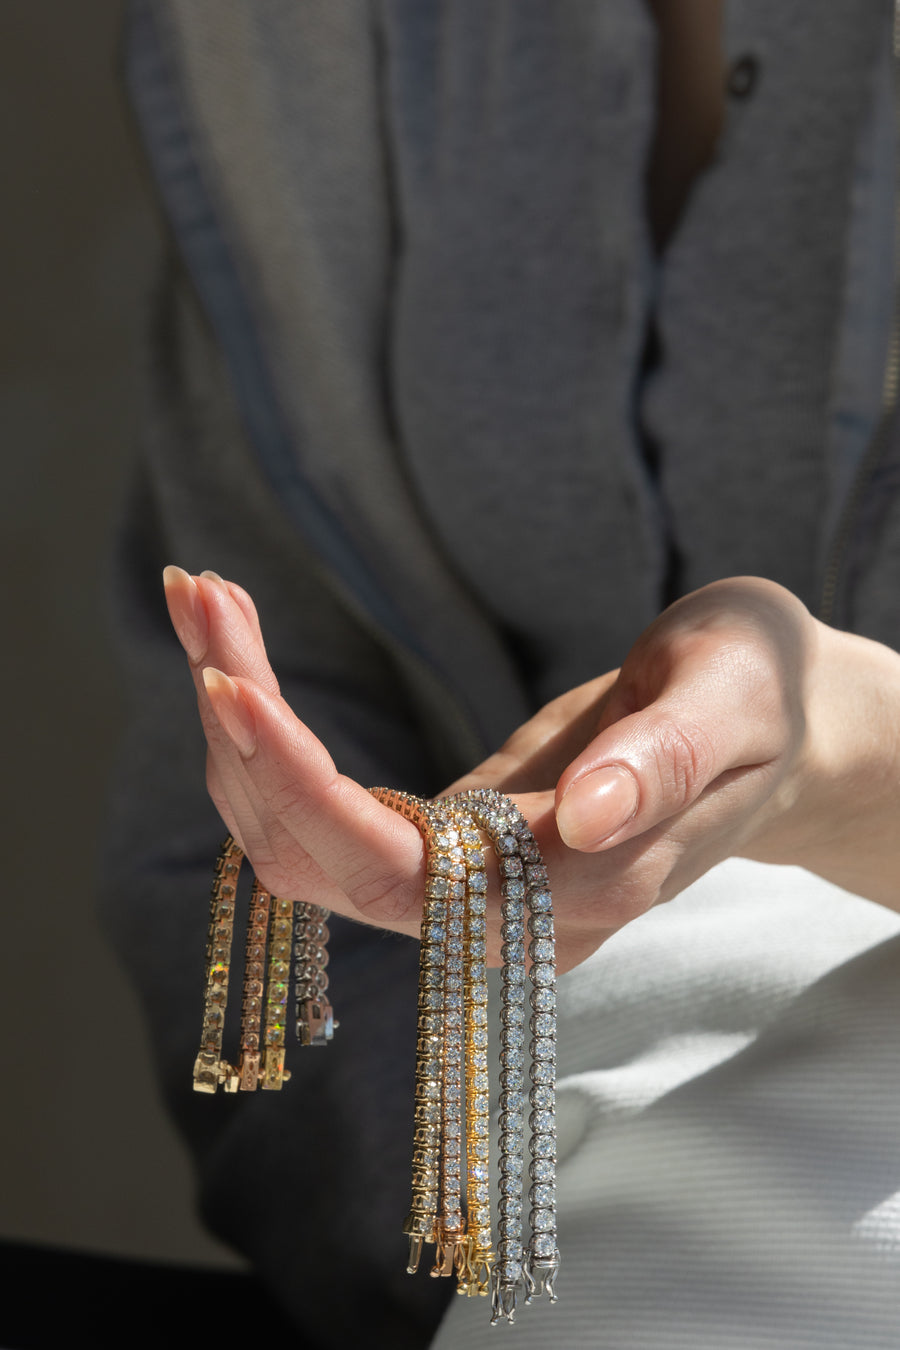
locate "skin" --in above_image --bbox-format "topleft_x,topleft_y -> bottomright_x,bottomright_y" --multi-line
163,566 -> 900,975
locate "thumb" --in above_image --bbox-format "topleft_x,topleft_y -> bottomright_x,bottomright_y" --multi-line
554,671 -> 782,854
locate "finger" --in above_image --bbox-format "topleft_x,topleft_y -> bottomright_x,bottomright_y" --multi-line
555,629 -> 795,853
202,668 -> 427,934
445,673 -> 619,796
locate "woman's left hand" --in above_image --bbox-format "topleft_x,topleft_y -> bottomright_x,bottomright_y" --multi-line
450,575 -> 900,968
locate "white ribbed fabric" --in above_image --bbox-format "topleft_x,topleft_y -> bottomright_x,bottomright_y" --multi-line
430,861 -> 900,1349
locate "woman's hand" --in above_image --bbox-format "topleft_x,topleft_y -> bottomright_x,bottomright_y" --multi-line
164,567 -> 900,974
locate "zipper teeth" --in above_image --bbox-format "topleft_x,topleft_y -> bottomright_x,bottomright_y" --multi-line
820,0 -> 900,626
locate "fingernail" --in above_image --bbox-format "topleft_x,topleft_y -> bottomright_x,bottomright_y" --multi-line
163,565 -> 209,665
557,765 -> 639,850
201,569 -> 227,586
202,668 -> 257,758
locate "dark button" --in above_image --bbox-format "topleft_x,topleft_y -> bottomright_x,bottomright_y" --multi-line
727,53 -> 760,99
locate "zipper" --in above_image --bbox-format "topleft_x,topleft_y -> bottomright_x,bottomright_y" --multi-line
820,0 -> 900,626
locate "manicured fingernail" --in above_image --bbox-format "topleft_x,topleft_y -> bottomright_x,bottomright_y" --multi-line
557,765 -> 639,850
202,667 -> 257,758
163,565 -> 209,665
201,569 -> 226,586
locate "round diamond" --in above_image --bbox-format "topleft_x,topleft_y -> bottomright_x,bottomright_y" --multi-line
532,988 -> 557,1013
503,964 -> 525,986
532,963 -> 554,987
531,1183 -> 555,1208
530,1159 -> 554,1183
531,1208 -> 554,1232
532,1061 -> 555,1085
530,1234 -> 557,1260
531,1037 -> 556,1061
529,938 -> 555,963
500,1089 -> 524,1113
502,941 -> 526,966
501,1004 -> 525,1028
530,1109 -> 555,1134
530,890 -> 552,912
532,1134 -> 556,1159
531,1013 -> 555,1037
528,914 -> 554,938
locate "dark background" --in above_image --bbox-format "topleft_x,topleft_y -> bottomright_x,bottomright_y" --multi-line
1,1 -> 238,1268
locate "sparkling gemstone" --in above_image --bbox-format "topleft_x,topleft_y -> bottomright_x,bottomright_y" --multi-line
530,1085 -> 554,1109
469,895 -> 486,915
531,1013 -> 555,1038
500,1068 -> 525,1092
473,1072 -> 489,1093
531,1208 -> 554,1232
501,1089 -> 525,1113
525,864 -> 548,884
472,1051 -> 488,1069
532,988 -> 557,1013
500,856 -> 523,877
502,942 -> 526,967
503,899 -> 524,922
473,1118 -> 489,1137
445,1009 -> 461,1029
501,1005 -> 525,1029
531,1037 -> 556,1062
447,917 -> 463,936
421,1104 -> 440,1124
500,921 -> 523,943
420,1013 -> 441,1034
530,1234 -> 557,1259
505,879 -> 525,901
446,939 -> 462,958
471,1139 -> 489,1159
530,890 -> 552,913
532,1061 -> 555,1085
532,964 -> 554,987
528,915 -> 553,940
531,1183 -> 555,1208
499,1261 -> 523,1282
474,1183 -> 490,1203
501,1047 -> 524,1072
530,1159 -> 554,1183
497,835 -> 517,856
503,967 -> 526,990
449,880 -> 465,898
446,974 -> 462,993
426,876 -> 448,899
529,939 -> 555,964
529,1109 -> 555,1134
470,1028 -> 487,1049
471,1005 -> 487,1026
497,1217 -> 520,1240
468,917 -> 486,938
423,969 -> 441,988
532,1134 -> 556,1159
472,1162 -> 489,1182
499,1196 -> 523,1218
470,871 -> 487,892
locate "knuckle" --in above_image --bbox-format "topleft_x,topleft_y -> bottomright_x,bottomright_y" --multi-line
652,714 -> 715,809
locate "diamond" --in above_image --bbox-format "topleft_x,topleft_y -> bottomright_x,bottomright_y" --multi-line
500,1068 -> 525,1091
499,1260 -> 523,1282
530,890 -> 552,912
530,1234 -> 557,1259
501,1047 -> 524,1072
472,1050 -> 488,1069
499,1195 -> 523,1218
530,1159 -> 554,1183
505,879 -> 525,901
502,942 -> 526,966
532,1061 -> 555,1084
531,1135 -> 556,1159
470,871 -> 487,892
500,921 -> 523,943
469,895 -> 486,915
472,1028 -> 488,1049
532,988 -> 557,1012
531,964 -> 554,987
472,1162 -> 489,1182
500,1089 -> 525,1113
500,857 -> 523,877
531,1037 -> 556,1062
473,1072 -> 489,1093
530,1085 -> 554,1109
531,1208 -> 554,1232
503,899 -> 524,922
501,1004 -> 525,1029
471,1005 -> 487,1026
530,1183 -> 555,1208
529,1109 -> 555,1134
528,914 -> 553,939
497,1217 -> 520,1240
503,964 -> 525,987
529,938 -> 555,963
525,864 -> 548,884
468,938 -> 486,958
